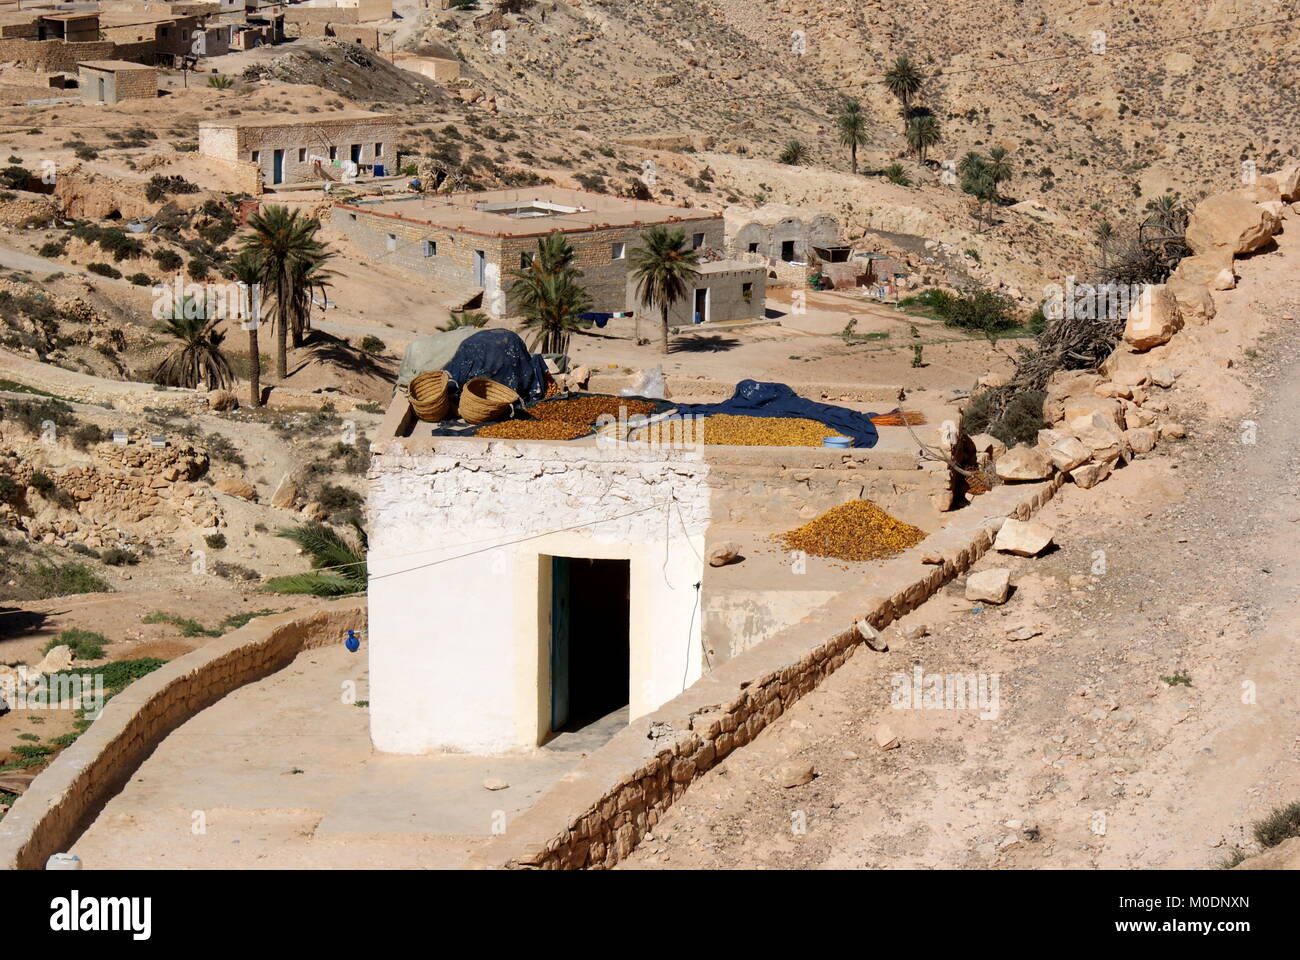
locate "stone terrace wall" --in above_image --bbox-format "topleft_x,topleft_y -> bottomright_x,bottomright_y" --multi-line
0,600 -> 367,870
479,476 -> 1062,869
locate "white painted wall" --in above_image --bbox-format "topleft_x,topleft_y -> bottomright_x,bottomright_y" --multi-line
367,440 -> 709,755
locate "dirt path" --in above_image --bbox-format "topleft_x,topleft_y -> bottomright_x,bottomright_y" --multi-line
622,325 -> 1300,870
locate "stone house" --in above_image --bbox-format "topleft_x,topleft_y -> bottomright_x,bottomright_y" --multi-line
365,392 -> 946,755
331,187 -> 754,320
78,60 -> 157,104
198,110 -> 400,187
724,203 -> 844,284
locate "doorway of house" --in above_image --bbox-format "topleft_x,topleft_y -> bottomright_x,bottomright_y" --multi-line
474,249 -> 486,287
272,149 -> 284,185
780,239 -> 797,262
693,287 -> 709,324
549,556 -> 630,734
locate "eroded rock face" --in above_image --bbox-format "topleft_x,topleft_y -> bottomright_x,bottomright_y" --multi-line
1185,190 -> 1281,257
1123,284 -> 1183,351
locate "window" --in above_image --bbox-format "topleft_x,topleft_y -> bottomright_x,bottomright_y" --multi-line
611,242 -> 626,260
386,233 -> 397,252
747,242 -> 759,253
250,151 -> 259,163
329,145 -> 337,161
742,282 -> 753,303
374,143 -> 383,157
691,233 -> 705,249
298,147 -> 306,162
423,240 -> 437,258
520,252 -> 533,268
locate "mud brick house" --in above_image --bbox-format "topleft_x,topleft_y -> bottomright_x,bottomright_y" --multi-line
78,60 -> 158,103
100,12 -> 202,57
198,110 -> 399,187
333,187 -> 762,321
724,203 -> 845,284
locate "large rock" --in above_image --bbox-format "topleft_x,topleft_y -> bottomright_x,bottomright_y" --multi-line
270,475 -> 298,510
1048,435 -> 1091,471
1123,284 -> 1183,351
1124,427 -> 1157,454
1171,250 -> 1236,291
707,541 -> 742,567
966,568 -> 1012,604
1063,395 -> 1124,430
1070,412 -> 1126,462
215,476 -> 257,501
1165,278 -> 1215,324
994,446 -> 1053,481
1044,371 -> 1104,423
994,518 -> 1055,557
1234,836 -> 1300,870
1261,162 -> 1300,203
1068,459 -> 1113,489
776,760 -> 816,788
34,644 -> 74,675
1185,190 -> 1282,256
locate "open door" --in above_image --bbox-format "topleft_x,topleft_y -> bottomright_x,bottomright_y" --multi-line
272,149 -> 284,185
693,287 -> 708,324
549,557 -> 630,733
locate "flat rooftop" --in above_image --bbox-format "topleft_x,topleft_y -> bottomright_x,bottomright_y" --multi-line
199,110 -> 394,130
339,187 -> 719,238
79,59 -> 155,71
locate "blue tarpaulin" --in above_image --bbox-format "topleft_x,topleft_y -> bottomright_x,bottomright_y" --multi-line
442,329 -> 551,404
675,380 -> 880,447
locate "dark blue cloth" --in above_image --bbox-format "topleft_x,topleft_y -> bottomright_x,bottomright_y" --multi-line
675,380 -> 880,447
442,329 -> 550,404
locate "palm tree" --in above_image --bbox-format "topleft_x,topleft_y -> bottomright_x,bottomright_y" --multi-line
1095,220 -> 1115,267
438,310 -> 489,332
884,55 -> 923,125
630,226 -> 700,355
905,114 -> 941,162
835,99 -> 868,174
986,146 -> 1013,192
153,311 -> 234,390
228,249 -> 263,408
513,270 -> 592,355
884,163 -> 910,186
287,254 -> 336,347
958,151 -> 986,177
960,162 -> 998,230
241,205 -> 334,381
263,522 -> 367,597
777,139 -> 808,165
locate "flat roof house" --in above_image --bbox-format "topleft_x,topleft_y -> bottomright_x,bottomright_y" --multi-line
78,59 -> 157,103
333,187 -> 762,321
198,110 -> 400,188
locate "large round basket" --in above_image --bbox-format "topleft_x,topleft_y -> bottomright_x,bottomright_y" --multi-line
409,370 -> 454,422
459,377 -> 520,424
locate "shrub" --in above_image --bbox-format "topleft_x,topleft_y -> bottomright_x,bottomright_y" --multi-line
28,471 -> 55,495
72,423 -> 106,450
0,475 -> 21,505
127,272 -> 153,287
100,547 -> 139,567
1253,802 -> 1300,849
204,532 -> 227,550
937,288 -> 1020,333
74,146 -> 98,161
961,388 -> 1047,446
87,262 -> 121,279
0,166 -> 32,190
45,628 -> 106,660
152,248 -> 183,272
884,163 -> 911,186
23,561 -> 110,597
359,335 -> 386,354
38,240 -> 67,259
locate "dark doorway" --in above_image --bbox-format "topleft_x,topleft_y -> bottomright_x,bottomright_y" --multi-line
780,239 -> 796,262
550,557 -> 630,733
693,287 -> 708,324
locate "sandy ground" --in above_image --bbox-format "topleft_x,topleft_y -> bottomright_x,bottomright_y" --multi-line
620,325 -> 1300,869
69,641 -> 614,869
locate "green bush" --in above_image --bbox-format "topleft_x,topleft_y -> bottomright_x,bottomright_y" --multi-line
45,628 -> 106,660
961,388 -> 1048,446
152,248 -> 183,272
100,547 -> 138,567
87,262 -> 121,279
0,475 -> 21,505
71,423 -> 106,450
23,561 -> 110,598
204,532 -> 227,550
1254,802 -> 1300,849
38,240 -> 67,259
359,335 -> 386,354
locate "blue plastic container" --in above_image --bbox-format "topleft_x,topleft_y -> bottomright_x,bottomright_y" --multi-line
822,436 -> 853,448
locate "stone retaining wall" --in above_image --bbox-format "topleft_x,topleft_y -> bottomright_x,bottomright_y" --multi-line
0,600 -> 367,870
479,475 -> 1063,869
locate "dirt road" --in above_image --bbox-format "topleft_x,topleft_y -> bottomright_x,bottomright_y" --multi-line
622,325 -> 1300,870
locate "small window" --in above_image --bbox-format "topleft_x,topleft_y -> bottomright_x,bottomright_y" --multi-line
520,252 -> 533,268
742,282 -> 753,303
298,147 -> 306,162
329,146 -> 337,161
423,240 -> 436,257
611,242 -> 626,260
386,233 -> 397,252
692,233 -> 705,249
250,150 -> 259,163
374,142 -> 383,157
747,242 -> 759,253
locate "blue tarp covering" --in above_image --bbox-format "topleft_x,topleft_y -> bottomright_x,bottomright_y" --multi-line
675,380 -> 880,447
442,329 -> 551,404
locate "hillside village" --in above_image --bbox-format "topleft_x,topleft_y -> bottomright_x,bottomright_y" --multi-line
0,0 -> 1296,885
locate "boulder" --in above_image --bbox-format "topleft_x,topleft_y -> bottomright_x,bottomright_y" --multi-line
966,568 -> 1012,604
1123,284 -> 1183,351
1185,190 -> 1282,256
1171,250 -> 1236,291
1161,422 -> 1187,439
1068,460 -> 1113,489
874,725 -> 900,751
1165,278 -> 1215,323
994,518 -> 1055,556
34,644 -> 74,675
970,432 -> 1007,460
1149,365 -> 1177,388
994,446 -> 1053,481
1124,427 -> 1157,454
1261,161 -> 1300,202
270,475 -> 298,509
1048,436 -> 1091,472
1070,412 -> 1126,462
215,477 -> 257,501
1234,836 -> 1300,870
1063,395 -> 1124,430
776,760 -> 816,787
